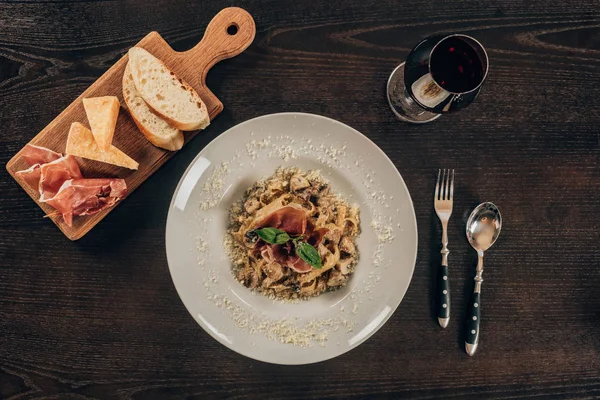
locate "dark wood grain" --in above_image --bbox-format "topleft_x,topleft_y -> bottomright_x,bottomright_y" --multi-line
1,0 -> 599,399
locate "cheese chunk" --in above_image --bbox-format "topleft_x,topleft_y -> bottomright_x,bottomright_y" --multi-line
82,96 -> 120,151
66,122 -> 138,170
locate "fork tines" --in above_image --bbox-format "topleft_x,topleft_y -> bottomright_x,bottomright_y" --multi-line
435,169 -> 455,202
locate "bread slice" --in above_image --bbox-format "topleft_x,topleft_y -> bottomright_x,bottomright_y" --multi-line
122,63 -> 184,151
128,47 -> 210,131
66,122 -> 139,170
82,96 -> 120,151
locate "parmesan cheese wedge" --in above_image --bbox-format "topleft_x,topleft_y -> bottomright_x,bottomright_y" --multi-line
82,96 -> 120,151
66,122 -> 138,170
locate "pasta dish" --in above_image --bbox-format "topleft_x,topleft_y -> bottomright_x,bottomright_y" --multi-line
226,167 -> 360,300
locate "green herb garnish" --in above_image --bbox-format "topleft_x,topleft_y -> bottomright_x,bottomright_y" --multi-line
253,227 -> 323,269
294,240 -> 323,269
254,227 -> 291,245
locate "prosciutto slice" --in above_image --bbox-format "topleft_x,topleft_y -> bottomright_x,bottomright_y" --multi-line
17,154 -> 83,201
306,222 -> 329,247
42,179 -> 128,227
21,144 -> 62,166
15,145 -> 127,226
15,145 -> 65,190
38,155 -> 83,201
15,164 -> 42,188
286,254 -> 313,273
254,204 -> 307,236
260,243 -> 312,273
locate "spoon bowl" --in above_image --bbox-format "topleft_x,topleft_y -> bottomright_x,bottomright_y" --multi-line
466,202 -> 502,253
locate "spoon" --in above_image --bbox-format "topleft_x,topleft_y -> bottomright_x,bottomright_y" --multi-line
465,202 -> 502,356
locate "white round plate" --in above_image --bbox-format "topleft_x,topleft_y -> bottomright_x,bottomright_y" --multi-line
166,113 -> 417,365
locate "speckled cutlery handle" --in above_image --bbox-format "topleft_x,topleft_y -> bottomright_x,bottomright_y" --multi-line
465,291 -> 481,356
436,264 -> 450,327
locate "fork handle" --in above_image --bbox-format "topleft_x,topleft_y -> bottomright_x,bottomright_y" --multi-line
436,264 -> 450,327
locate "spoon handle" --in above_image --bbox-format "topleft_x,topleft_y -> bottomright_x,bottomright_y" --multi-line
465,291 -> 481,356
436,264 -> 450,327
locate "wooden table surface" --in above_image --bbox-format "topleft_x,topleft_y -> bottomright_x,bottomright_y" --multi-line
1,1 -> 599,399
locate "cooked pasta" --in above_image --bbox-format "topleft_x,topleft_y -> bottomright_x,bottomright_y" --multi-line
225,167 -> 360,300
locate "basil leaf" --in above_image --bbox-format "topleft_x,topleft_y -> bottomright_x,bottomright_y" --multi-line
255,227 -> 291,245
296,242 -> 322,269
274,232 -> 292,245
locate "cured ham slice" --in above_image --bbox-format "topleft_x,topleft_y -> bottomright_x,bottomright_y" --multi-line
21,144 -> 61,166
306,222 -> 329,247
17,155 -> 83,200
287,255 -> 312,273
15,145 -> 127,226
254,204 -> 307,236
16,145 -> 65,190
38,155 -> 83,201
260,243 -> 310,273
42,179 -> 127,227
15,164 -> 42,188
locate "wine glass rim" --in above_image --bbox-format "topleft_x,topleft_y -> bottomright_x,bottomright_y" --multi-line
428,33 -> 489,95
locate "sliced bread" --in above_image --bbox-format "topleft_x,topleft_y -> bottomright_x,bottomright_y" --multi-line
66,122 -> 139,170
128,47 -> 210,131
122,62 -> 184,151
82,96 -> 120,151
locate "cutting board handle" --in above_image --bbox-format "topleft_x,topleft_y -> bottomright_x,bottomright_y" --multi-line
186,7 -> 256,83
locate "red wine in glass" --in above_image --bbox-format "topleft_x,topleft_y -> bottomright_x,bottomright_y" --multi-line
387,34 -> 488,123
430,37 -> 485,93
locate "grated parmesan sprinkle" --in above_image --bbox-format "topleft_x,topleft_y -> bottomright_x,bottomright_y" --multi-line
200,162 -> 229,210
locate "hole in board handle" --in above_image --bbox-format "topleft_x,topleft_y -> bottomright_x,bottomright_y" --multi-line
227,24 -> 239,35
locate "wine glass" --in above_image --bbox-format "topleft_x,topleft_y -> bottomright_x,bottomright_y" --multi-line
387,34 -> 489,123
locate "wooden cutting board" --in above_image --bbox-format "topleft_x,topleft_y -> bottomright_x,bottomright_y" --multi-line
5,7 -> 256,240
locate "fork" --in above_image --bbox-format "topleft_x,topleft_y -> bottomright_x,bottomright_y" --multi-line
434,169 -> 454,328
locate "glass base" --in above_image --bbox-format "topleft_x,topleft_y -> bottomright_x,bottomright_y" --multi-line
387,62 -> 441,124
